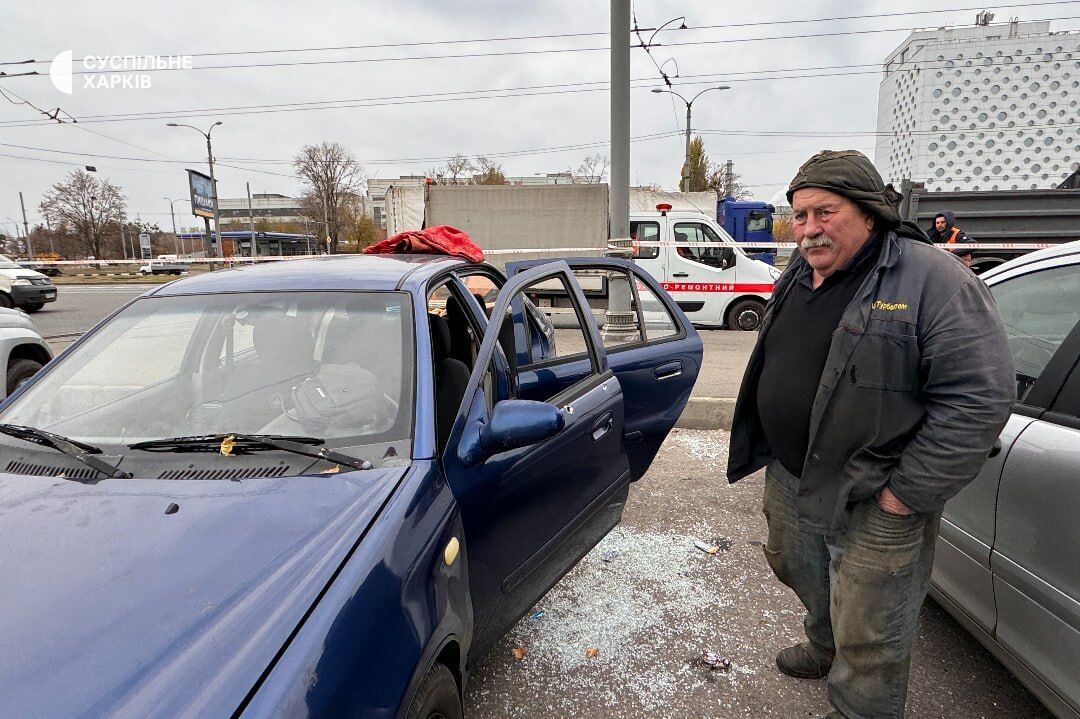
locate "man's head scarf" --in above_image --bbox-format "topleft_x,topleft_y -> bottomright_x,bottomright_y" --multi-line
786,150 -> 903,227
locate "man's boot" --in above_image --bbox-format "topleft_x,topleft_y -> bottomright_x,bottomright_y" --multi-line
776,641 -> 833,679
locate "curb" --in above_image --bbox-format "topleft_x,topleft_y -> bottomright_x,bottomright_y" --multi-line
676,397 -> 736,431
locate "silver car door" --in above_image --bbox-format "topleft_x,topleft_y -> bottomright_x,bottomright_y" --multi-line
991,340 -> 1080,718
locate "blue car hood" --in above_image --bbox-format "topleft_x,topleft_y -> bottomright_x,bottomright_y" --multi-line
0,467 -> 408,718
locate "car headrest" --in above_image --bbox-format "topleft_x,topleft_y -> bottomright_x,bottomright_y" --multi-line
253,315 -> 315,364
429,313 -> 452,359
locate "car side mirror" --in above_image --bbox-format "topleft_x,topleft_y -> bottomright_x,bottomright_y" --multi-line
720,247 -> 736,269
458,399 -> 565,467
479,400 -> 565,458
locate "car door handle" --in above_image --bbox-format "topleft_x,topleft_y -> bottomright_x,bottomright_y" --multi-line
591,411 -> 614,441
987,439 -> 1002,458
671,272 -> 689,278
654,360 -> 683,380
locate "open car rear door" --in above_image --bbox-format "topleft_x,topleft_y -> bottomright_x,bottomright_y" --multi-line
506,257 -> 702,480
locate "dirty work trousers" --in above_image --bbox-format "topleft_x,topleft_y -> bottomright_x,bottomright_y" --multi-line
762,461 -> 941,719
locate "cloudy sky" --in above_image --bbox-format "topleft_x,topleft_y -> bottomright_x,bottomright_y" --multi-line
1,0 -> 1076,235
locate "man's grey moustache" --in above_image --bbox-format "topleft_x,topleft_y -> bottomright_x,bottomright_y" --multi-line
801,236 -> 834,249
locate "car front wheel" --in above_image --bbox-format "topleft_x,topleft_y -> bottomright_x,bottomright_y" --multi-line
22,302 -> 44,313
7,358 -> 43,395
404,663 -> 462,719
727,298 -> 765,331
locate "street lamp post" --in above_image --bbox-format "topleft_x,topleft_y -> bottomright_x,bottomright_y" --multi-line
166,121 -> 224,258
164,197 -> 188,255
651,86 -> 731,191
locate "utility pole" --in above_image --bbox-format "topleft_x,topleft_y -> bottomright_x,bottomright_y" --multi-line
165,197 -> 186,255
322,192 -> 331,254
247,182 -> 257,258
609,0 -> 630,244
603,0 -> 638,343
19,192 -> 33,259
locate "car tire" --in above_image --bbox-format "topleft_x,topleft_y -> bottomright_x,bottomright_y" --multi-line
404,663 -> 462,719
7,358 -> 43,395
727,298 -> 765,331
0,293 -> 12,309
22,303 -> 44,313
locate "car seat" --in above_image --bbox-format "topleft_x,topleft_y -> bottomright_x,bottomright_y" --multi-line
430,313 -> 470,451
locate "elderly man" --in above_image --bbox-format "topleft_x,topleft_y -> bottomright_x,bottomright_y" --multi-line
727,151 -> 1014,719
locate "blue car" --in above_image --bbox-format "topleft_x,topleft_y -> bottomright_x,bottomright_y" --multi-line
0,254 -> 701,718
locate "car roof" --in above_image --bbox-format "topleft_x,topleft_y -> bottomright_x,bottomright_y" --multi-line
980,240 -> 1080,282
147,254 -> 470,296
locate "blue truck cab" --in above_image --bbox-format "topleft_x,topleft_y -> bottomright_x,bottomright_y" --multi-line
716,197 -> 776,265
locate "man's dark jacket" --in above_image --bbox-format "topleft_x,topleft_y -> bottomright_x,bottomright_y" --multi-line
726,223 -> 1015,532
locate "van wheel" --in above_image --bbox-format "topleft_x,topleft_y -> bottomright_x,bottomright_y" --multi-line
0,293 -> 11,309
404,663 -> 462,719
728,299 -> 765,331
7,358 -> 42,395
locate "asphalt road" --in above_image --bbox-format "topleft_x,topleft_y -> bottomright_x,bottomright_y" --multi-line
463,431 -> 1051,719
31,285 -> 147,352
25,284 -> 1051,717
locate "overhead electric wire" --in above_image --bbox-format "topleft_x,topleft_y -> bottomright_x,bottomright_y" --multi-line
2,48 -> 1076,130
5,0 -> 1076,65
2,112 -> 1073,171
1,13 -> 1070,80
0,131 -> 693,175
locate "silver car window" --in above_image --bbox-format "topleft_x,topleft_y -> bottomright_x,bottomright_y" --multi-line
990,263 -> 1080,401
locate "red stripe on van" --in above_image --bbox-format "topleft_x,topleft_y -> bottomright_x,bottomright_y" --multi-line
661,282 -> 774,293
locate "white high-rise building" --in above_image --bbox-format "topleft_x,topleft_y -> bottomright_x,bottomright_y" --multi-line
875,18 -> 1080,192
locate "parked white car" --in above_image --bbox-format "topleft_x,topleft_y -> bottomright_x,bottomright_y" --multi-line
0,308 -> 52,397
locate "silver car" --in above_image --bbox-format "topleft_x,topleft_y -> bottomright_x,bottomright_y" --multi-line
0,308 -> 52,398
931,240 -> 1080,719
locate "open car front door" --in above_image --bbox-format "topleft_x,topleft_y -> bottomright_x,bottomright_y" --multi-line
441,261 -> 632,662
506,257 -> 703,480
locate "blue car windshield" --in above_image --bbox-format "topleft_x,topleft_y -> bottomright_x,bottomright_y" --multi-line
0,291 -> 415,460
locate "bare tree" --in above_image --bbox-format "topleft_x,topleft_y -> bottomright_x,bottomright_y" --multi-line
576,154 -> 609,184
708,158 -> 752,199
294,142 -> 365,253
39,170 -> 127,259
473,156 -> 506,185
445,154 -> 474,185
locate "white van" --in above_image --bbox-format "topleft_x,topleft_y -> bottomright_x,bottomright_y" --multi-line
0,255 -> 57,313
628,206 -> 780,330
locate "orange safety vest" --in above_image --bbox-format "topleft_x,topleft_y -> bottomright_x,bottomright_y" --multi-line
945,227 -> 961,244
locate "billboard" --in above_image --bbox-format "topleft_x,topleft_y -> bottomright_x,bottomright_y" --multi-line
186,169 -> 215,219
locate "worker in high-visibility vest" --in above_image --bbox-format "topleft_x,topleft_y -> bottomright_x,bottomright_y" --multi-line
928,211 -> 976,268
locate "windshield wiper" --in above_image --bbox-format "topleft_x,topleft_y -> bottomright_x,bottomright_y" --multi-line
128,433 -> 373,471
0,423 -> 131,479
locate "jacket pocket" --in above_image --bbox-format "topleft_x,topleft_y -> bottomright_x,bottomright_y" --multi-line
849,331 -> 919,392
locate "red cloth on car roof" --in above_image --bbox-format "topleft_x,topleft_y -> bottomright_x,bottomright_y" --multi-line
362,225 -> 484,262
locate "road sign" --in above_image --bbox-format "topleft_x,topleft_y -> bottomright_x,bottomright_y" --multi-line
139,232 -> 152,260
